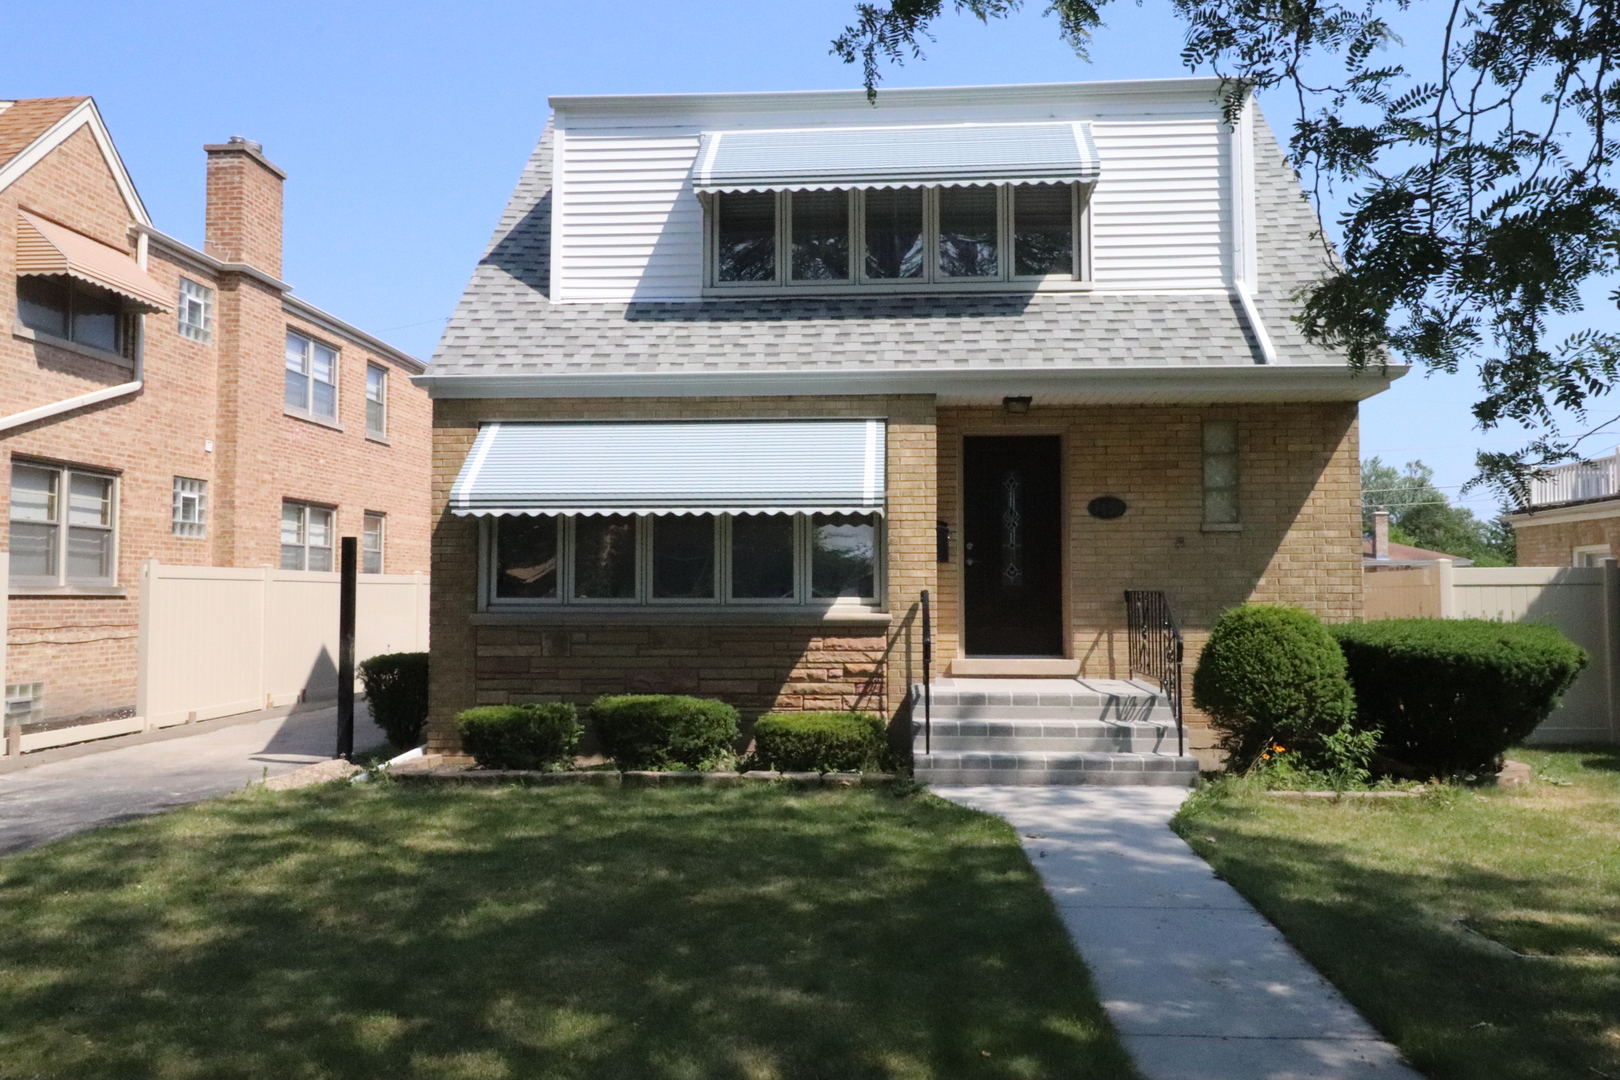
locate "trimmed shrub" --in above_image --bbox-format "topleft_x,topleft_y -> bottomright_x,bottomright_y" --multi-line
753,712 -> 886,774
358,652 -> 429,749
589,695 -> 740,771
1333,619 -> 1587,776
455,704 -> 581,771
1192,604 -> 1362,775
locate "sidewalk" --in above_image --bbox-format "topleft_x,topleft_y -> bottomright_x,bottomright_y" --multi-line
937,787 -> 1425,1080
0,702 -> 386,855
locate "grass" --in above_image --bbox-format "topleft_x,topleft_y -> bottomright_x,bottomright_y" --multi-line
1173,745 -> 1620,1080
0,782 -> 1137,1080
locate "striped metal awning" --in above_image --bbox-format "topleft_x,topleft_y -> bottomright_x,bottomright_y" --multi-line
450,419 -> 886,516
15,211 -> 171,313
692,122 -> 1101,193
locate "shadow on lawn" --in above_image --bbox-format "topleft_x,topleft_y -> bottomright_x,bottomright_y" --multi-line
1181,814 -> 1620,1080
0,786 -> 1135,1080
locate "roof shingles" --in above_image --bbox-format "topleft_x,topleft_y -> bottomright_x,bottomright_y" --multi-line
0,97 -> 87,171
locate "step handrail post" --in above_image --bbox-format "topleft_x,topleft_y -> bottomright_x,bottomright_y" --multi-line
921,589 -> 932,756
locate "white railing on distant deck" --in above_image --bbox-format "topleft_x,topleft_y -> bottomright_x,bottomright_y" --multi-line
1528,453 -> 1620,507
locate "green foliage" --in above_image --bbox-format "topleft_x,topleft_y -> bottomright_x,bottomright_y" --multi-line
357,652 -> 429,749
455,704 -> 581,771
588,695 -> 740,771
1361,458 -> 1515,566
1333,619 -> 1588,777
752,712 -> 887,774
1192,605 -> 1365,778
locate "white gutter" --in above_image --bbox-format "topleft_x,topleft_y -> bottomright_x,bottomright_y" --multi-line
1232,279 -> 1278,365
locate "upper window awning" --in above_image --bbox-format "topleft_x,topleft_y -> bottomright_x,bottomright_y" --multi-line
15,211 -> 171,313
450,419 -> 886,517
692,122 -> 1101,194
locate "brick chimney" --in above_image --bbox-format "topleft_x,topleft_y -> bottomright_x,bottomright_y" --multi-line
204,136 -> 286,278
1373,508 -> 1390,560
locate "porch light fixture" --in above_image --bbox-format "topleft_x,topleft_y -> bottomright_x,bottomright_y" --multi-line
1003,396 -> 1032,414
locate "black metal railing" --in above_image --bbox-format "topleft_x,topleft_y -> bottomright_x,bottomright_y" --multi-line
1125,590 -> 1185,757
853,589 -> 933,757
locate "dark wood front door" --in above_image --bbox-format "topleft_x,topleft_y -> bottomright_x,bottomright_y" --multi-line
963,435 -> 1064,656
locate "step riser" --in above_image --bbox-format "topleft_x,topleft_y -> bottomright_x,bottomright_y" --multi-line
925,705 -> 1167,723
916,767 -> 1195,787
928,735 -> 1175,753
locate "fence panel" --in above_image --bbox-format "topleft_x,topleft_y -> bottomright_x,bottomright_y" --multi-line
1364,565 -> 1442,619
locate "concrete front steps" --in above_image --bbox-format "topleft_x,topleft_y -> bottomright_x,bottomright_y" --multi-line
912,677 -> 1199,786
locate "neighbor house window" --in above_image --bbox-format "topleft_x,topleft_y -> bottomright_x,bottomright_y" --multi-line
284,331 -> 338,420
281,501 -> 334,571
177,278 -> 213,342
363,512 -> 385,573
172,477 -> 207,538
1202,420 -> 1240,525
9,461 -> 117,587
1573,544 -> 1611,567
489,513 -> 882,607
710,184 -> 1084,290
365,365 -> 387,438
16,276 -> 138,358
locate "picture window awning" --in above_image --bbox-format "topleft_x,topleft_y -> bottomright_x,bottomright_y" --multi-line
15,211 -> 171,313
692,122 -> 1101,193
450,420 -> 886,517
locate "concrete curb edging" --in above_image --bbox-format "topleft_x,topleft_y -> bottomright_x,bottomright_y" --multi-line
392,769 -> 901,787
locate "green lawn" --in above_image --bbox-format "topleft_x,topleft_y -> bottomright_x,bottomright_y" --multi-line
1173,746 -> 1620,1080
0,782 -> 1137,1080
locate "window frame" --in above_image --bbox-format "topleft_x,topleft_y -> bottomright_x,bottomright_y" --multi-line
1573,544 -> 1612,567
362,511 -> 385,574
706,184 -> 1092,295
7,459 -> 120,588
172,476 -> 207,538
16,275 -> 143,361
283,330 -> 341,424
364,364 -> 388,439
481,512 -> 885,611
280,500 -> 337,572
1200,418 -> 1241,530
177,277 -> 213,343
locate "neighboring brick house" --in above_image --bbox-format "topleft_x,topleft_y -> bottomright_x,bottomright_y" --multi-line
418,79 -> 1405,777
1,96 -> 429,729
1505,451 -> 1620,566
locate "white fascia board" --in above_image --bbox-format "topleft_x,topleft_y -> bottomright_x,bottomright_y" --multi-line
1503,499 -> 1620,527
282,295 -> 424,373
413,363 -> 1407,403
0,99 -> 150,226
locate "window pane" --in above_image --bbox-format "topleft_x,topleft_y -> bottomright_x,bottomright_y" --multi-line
1204,454 -> 1238,489
367,366 -> 386,402
9,522 -> 57,578
716,192 -> 776,282
312,343 -> 337,384
790,190 -> 849,280
811,513 -> 877,599
495,515 -> 558,599
16,276 -> 68,338
362,514 -> 384,574
281,503 -> 304,546
1013,183 -> 1073,276
367,399 -> 385,436
863,188 -> 924,279
66,527 -> 112,581
1204,488 -> 1239,525
311,344 -> 338,418
71,283 -> 120,353
285,334 -> 309,409
280,545 -> 305,571
67,474 -> 112,527
938,185 -> 999,278
308,508 -> 332,550
1203,419 -> 1238,454
10,465 -> 58,523
574,514 -> 637,598
312,379 -> 337,419
731,513 -> 795,599
652,514 -> 715,599
308,544 -> 333,572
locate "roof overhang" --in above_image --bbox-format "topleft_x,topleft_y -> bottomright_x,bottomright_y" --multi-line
415,363 -> 1407,405
16,210 -> 169,312
0,98 -> 149,225
1503,497 -> 1620,527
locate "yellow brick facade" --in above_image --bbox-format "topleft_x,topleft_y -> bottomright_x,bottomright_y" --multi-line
1510,512 -> 1620,567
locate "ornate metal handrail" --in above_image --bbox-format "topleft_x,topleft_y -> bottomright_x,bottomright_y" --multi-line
1124,590 -> 1185,757
852,590 -> 933,756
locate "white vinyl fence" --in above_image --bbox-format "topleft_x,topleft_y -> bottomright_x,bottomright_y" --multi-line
1364,561 -> 1620,744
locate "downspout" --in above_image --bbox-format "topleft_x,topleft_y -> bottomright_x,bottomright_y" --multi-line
0,345 -> 142,434
1228,91 -> 1278,365
1233,279 -> 1278,365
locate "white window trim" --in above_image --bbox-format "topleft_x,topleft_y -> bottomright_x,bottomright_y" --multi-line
1573,544 -> 1612,567
704,183 -> 1093,296
284,330 -> 341,424
177,277 -> 213,343
481,512 -> 885,612
172,476 -> 207,538
8,460 -> 120,588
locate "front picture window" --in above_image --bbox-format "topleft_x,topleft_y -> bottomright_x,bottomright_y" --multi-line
9,462 -> 118,587
496,515 -> 559,598
730,514 -> 795,599
573,515 -> 637,599
652,514 -> 716,599
811,514 -> 878,599
285,331 -> 338,420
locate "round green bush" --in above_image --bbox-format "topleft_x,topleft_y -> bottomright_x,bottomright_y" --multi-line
1333,619 -> 1587,776
588,695 -> 740,771
752,712 -> 886,774
455,703 -> 581,771
358,652 -> 429,749
1192,604 -> 1359,772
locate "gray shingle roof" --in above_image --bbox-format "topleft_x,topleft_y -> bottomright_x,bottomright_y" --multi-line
428,113 -> 1343,379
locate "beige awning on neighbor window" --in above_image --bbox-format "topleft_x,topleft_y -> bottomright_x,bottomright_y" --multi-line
15,210 -> 170,312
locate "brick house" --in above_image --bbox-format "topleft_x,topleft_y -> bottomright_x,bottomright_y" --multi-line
418,79 -> 1404,778
1505,451 -> 1620,566
1,96 -> 429,731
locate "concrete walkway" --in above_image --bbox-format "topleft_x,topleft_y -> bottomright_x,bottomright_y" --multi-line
937,787 -> 1425,1080
0,703 -> 386,855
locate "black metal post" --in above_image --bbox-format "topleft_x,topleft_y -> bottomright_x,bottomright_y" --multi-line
336,536 -> 357,760
921,589 -> 932,756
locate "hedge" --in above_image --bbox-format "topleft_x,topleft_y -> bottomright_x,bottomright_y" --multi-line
1332,619 -> 1587,776
1191,604 -> 1361,774
357,652 -> 429,749
752,712 -> 886,774
588,695 -> 740,770
455,704 -> 581,771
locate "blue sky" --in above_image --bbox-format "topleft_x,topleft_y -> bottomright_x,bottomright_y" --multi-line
6,0 -> 1612,513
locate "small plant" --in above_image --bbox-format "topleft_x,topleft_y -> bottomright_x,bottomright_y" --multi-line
752,712 -> 886,774
358,652 -> 429,749
455,703 -> 581,771
588,695 -> 740,771
1192,604 -> 1369,779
